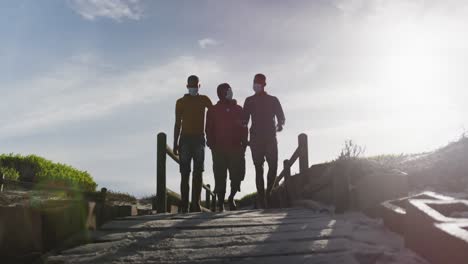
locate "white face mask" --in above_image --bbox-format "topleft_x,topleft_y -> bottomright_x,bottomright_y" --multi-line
226,88 -> 233,100
253,83 -> 263,94
188,88 -> 199,96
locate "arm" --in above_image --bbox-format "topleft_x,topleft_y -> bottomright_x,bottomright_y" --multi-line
242,99 -> 251,128
205,107 -> 215,149
274,97 -> 286,131
239,108 -> 249,150
205,96 -> 213,108
174,100 -> 182,155
242,99 -> 251,144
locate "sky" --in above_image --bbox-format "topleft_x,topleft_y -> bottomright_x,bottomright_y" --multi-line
2,0 -> 468,197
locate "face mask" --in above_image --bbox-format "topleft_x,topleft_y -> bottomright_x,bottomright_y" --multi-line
188,88 -> 199,96
226,88 -> 233,100
253,83 -> 263,94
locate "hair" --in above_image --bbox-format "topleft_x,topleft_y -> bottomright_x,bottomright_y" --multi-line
254,73 -> 266,84
187,75 -> 199,87
217,83 -> 231,100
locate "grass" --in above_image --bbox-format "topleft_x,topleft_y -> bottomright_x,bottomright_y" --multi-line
0,153 -> 96,191
106,191 -> 138,205
238,192 -> 257,208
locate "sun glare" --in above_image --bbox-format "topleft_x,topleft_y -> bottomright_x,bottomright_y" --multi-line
382,27 -> 443,105
369,22 -> 458,137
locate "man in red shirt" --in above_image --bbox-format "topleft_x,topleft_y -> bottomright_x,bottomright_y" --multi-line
206,83 -> 248,211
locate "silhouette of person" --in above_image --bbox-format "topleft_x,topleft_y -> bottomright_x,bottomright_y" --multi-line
206,83 -> 248,211
174,75 -> 213,213
243,74 -> 285,208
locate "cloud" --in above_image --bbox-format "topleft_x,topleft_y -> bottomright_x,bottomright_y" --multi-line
198,38 -> 219,49
0,55 -> 222,139
68,0 -> 144,21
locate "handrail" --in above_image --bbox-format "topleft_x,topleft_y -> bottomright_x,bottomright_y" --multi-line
165,144 -> 216,202
166,145 -> 180,164
165,144 -> 214,193
273,133 -> 309,189
156,132 -> 217,213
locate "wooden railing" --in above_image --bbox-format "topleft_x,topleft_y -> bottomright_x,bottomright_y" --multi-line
273,133 -> 309,189
156,132 -> 216,213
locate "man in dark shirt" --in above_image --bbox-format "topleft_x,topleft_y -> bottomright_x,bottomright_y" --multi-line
243,73 -> 285,208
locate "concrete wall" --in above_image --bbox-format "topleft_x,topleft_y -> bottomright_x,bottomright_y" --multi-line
405,199 -> 468,264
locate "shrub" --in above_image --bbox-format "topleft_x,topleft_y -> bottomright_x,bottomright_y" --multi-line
338,140 -> 365,161
0,153 -> 96,191
0,167 -> 20,180
238,192 -> 257,208
106,191 -> 137,205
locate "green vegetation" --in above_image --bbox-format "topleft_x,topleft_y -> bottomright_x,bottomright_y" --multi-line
0,167 -> 20,180
0,154 -> 96,191
238,192 -> 257,208
106,191 -> 138,205
140,189 -> 182,207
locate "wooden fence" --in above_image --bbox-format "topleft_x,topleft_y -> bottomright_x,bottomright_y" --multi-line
156,132 -> 216,213
273,133 -> 309,188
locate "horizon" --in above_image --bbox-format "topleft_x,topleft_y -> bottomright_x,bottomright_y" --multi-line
2,0 -> 468,197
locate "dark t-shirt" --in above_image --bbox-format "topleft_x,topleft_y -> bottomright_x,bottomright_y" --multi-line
243,92 -> 285,142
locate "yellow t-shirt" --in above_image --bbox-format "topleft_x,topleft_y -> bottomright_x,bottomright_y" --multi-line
175,94 -> 213,136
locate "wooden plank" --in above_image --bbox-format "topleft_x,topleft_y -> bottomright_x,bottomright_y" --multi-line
105,208 -> 324,222
112,252 -> 358,264
46,209 -> 429,264
49,237 -> 349,263
101,215 -> 331,230
139,226 -> 352,250
94,221 -> 344,242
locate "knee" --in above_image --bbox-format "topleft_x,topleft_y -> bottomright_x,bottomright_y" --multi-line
193,163 -> 204,175
254,162 -> 264,169
179,160 -> 191,175
180,172 -> 190,182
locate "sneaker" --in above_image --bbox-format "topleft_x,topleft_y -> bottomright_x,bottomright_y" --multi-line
228,197 -> 237,211
218,203 -> 225,212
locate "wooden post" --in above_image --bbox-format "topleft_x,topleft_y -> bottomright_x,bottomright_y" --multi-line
283,160 -> 291,183
211,194 -> 217,212
298,133 -> 309,173
205,184 -> 211,209
283,159 -> 291,207
0,173 -> 4,192
156,133 -> 167,213
100,187 -> 107,202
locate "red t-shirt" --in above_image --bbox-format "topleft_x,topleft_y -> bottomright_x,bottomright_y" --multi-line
205,100 -> 248,152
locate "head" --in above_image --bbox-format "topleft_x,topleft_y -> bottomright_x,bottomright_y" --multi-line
186,75 -> 200,96
253,73 -> 266,93
217,83 -> 233,101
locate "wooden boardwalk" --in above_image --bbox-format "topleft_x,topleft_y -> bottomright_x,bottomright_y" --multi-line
47,208 -> 428,264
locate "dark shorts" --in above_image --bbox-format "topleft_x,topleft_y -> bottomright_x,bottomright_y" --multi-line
212,149 -> 246,193
250,137 -> 278,167
179,135 -> 205,175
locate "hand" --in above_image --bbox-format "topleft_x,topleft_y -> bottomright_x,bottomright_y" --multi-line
242,141 -> 249,152
173,144 -> 179,155
276,124 -> 283,132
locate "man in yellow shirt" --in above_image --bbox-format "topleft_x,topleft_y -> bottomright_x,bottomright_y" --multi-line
174,75 -> 213,212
